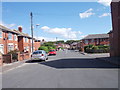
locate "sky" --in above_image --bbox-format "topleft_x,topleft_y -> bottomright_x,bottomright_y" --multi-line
1,0 -> 112,41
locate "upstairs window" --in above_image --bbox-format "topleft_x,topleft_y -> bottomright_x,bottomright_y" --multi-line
14,34 -> 18,41
0,31 -> 2,38
24,37 -> 28,43
8,33 -> 12,40
84,40 -> 88,44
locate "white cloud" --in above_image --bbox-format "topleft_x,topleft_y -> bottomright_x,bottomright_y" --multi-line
41,26 -> 50,30
99,13 -> 111,18
97,0 -> 112,6
41,26 -> 82,39
79,8 -> 95,19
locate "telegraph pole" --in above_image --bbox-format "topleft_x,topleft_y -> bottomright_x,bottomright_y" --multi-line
30,12 -> 34,53
56,37 -> 58,44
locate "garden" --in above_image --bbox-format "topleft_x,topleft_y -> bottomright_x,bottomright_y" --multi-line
84,44 -> 110,53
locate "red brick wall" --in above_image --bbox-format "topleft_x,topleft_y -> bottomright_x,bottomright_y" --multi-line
0,54 -> 3,66
17,52 -> 30,61
34,41 -> 40,51
18,36 -> 24,52
110,1 -> 120,57
0,31 -> 18,54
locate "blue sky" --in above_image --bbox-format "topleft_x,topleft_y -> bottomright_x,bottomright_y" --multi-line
1,2 -> 112,41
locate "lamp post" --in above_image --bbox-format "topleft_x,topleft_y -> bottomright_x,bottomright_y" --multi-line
30,12 -> 34,53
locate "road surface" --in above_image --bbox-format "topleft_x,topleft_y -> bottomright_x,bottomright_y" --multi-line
2,50 -> 118,88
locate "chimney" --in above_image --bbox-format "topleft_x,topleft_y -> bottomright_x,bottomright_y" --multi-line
18,26 -> 22,32
42,39 -> 45,42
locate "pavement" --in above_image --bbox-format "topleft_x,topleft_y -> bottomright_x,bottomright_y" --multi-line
1,50 -> 119,88
86,53 -> 120,66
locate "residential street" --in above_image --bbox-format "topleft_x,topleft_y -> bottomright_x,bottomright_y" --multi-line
2,50 -> 118,88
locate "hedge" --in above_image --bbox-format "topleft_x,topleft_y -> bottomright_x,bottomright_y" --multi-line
84,45 -> 110,53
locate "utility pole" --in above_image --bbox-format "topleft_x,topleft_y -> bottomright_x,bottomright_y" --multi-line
56,37 -> 58,44
30,12 -> 34,53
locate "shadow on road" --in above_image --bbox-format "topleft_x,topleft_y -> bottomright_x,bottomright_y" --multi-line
37,58 -> 119,69
25,60 -> 44,63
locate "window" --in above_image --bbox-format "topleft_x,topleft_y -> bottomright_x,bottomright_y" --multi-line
14,34 -> 18,41
30,39 -> 32,43
0,44 -> 4,54
84,40 -> 88,44
24,46 -> 29,52
33,51 -> 42,54
24,37 -> 28,43
8,44 -> 14,52
0,31 -> 2,38
91,39 -> 94,43
15,44 -> 18,49
8,33 -> 12,40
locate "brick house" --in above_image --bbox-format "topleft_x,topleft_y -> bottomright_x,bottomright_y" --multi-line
81,34 -> 109,51
0,25 -> 41,54
0,25 -> 41,65
0,25 -> 19,54
34,39 -> 41,51
13,27 -> 32,53
109,0 -> 120,57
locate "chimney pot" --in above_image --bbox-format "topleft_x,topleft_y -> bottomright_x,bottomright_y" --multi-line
18,26 -> 22,32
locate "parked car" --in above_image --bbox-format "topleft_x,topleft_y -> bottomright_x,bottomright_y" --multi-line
31,50 -> 48,61
48,49 -> 56,55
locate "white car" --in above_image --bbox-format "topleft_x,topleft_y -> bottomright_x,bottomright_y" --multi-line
31,50 -> 48,61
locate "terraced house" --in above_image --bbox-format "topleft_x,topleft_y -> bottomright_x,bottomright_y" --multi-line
0,25 -> 41,54
0,25 -> 19,54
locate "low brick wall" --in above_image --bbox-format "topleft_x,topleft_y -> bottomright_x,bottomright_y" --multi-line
0,55 -> 3,66
2,54 -> 12,63
18,53 -> 30,61
0,52 -> 30,65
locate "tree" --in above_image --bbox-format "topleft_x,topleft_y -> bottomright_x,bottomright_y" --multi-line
65,40 -> 80,45
56,40 -> 65,44
38,46 -> 49,53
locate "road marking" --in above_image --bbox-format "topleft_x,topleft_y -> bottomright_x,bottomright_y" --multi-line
2,63 -> 30,74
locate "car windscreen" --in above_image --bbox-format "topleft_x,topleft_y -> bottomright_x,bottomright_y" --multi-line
33,51 -> 42,54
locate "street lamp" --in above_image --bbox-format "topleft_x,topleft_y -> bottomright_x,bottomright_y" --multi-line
30,12 -> 34,53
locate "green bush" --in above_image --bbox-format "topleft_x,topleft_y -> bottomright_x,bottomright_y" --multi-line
39,42 -> 56,51
84,45 -> 110,53
48,46 -> 54,50
38,46 -> 49,53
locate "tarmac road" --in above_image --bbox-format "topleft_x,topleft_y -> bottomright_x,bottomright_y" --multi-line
2,50 -> 118,88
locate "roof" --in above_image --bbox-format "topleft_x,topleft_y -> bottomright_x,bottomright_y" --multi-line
0,25 -> 18,34
13,30 -> 32,38
82,34 -> 109,40
71,42 -> 78,45
108,30 -> 113,34
112,0 -> 120,2
0,24 -> 32,38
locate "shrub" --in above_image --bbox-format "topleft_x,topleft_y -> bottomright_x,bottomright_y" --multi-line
84,45 -> 110,53
38,46 -> 49,53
